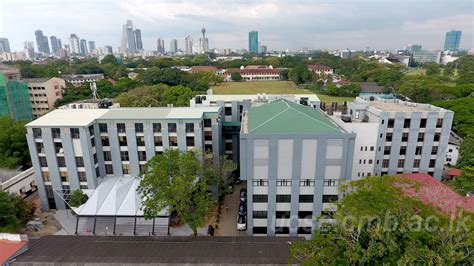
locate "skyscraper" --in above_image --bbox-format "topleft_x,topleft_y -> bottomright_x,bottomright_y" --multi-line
199,26 -> 209,53
88,41 -> 96,53
157,38 -> 165,54
185,35 -> 193,54
444,30 -> 462,51
24,41 -> 35,59
80,39 -> 88,55
69,34 -> 80,55
0,38 -> 11,53
248,31 -> 259,53
57,39 -> 62,50
170,39 -> 178,54
134,29 -> 143,50
50,36 -> 59,54
121,20 -> 137,53
34,30 -> 50,54
104,45 -> 113,54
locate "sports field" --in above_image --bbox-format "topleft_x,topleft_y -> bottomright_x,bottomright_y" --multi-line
211,81 -> 310,94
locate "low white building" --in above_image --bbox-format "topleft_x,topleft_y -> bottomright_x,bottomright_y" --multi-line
446,131 -> 461,165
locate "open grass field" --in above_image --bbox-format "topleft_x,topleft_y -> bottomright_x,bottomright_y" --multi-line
317,94 -> 355,103
211,81 -> 310,95
406,68 -> 426,75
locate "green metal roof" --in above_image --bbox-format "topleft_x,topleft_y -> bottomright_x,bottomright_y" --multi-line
223,121 -> 241,127
247,99 -> 344,134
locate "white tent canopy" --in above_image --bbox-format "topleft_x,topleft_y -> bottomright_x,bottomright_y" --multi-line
73,176 -> 168,217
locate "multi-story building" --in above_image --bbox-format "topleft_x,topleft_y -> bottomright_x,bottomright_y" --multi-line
248,31 -> 259,53
49,36 -> 59,55
24,77 -> 66,118
412,50 -> 441,64
134,29 -> 143,50
0,64 -> 33,121
79,39 -> 88,55
88,41 -> 96,54
26,106 -> 223,211
34,30 -> 50,55
199,27 -> 209,53
185,35 -> 193,54
62,73 -> 104,87
444,30 -> 462,51
240,99 -> 355,237
157,38 -> 165,54
69,34 -> 80,55
0,38 -> 11,53
307,64 -> 333,76
223,65 -> 283,81
24,41 -> 35,59
170,39 -> 178,54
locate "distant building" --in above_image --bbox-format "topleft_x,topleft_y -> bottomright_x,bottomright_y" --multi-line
24,41 -> 35,59
49,36 -> 59,55
170,39 -> 178,54
248,31 -> 259,53
134,29 -> 143,50
69,34 -> 80,55
0,37 -> 11,53
260,45 -> 267,54
88,41 -> 96,54
444,30 -> 462,51
190,66 -> 219,74
0,64 -> 33,121
307,64 -> 333,76
34,30 -> 50,54
157,38 -> 165,54
80,39 -> 88,55
199,26 -> 209,53
121,20 -> 141,53
410,44 -> 422,53
224,65 -> 283,81
412,50 -> 441,64
62,73 -> 104,87
358,82 -> 394,99
185,35 -> 193,54
446,131 -> 461,165
104,45 -> 113,54
23,77 -> 66,118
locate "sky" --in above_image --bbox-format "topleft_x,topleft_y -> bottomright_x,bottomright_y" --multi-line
0,0 -> 472,52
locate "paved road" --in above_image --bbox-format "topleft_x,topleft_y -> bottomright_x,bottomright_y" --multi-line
216,182 -> 247,236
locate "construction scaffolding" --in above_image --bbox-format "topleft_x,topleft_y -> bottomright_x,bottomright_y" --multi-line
0,73 -> 33,121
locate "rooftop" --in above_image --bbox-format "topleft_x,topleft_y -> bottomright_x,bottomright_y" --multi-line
368,100 -> 433,112
196,93 -> 320,102
246,99 -> 344,134
359,82 -> 385,93
26,109 -> 109,127
22,78 -> 52,83
14,235 -> 302,264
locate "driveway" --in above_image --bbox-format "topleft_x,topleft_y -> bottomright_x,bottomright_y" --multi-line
215,182 -> 247,236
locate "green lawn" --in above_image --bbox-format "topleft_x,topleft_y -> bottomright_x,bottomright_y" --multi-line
211,81 -> 310,94
317,94 -> 355,103
406,68 -> 426,76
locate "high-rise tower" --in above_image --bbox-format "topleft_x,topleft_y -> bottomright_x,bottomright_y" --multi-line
248,31 -> 259,53
199,26 -> 209,53
444,30 -> 462,51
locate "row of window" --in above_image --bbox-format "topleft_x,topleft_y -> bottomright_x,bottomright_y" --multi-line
111,135 -> 202,148
381,158 -> 437,168
384,132 -> 441,143
360,146 -> 375,152
253,179 -> 338,187
383,145 -> 439,156
384,118 -> 443,129
252,227 -> 313,235
99,120 -> 212,134
252,194 -> 338,203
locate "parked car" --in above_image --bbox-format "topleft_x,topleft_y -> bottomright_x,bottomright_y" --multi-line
239,188 -> 247,202
238,200 -> 247,215
237,214 -> 247,231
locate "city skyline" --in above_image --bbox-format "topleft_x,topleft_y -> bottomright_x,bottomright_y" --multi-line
0,0 -> 472,52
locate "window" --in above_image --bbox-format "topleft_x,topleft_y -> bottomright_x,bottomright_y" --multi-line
119,136 -> 127,146
168,123 -> 177,133
105,164 -> 113,175
253,211 -> 267,219
93,154 -> 98,165
139,164 -> 146,174
154,136 -> 163,146
402,133 -> 409,142
321,211 -> 335,219
300,179 -> 315,186
252,227 -> 267,234
360,146 -> 363,151
275,227 -> 290,234
101,136 -> 109,146
225,107 -> 232,116
324,179 -> 338,187
434,133 -> 441,142
122,164 -> 131,175
57,157 -> 66,167
52,128 -> 61,138
415,146 -> 423,155
117,123 -> 126,133
99,123 -> 108,133
153,123 -> 162,133
70,128 -> 80,139
400,146 -> 407,155
276,179 -> 292,186
276,195 -> 291,203
384,146 -> 391,155
386,133 -> 393,142
413,159 -> 420,168
88,125 -> 95,136
276,211 -> 290,219
134,123 -> 144,133
368,159 -> 373,164
185,123 -> 194,133
39,156 -> 48,167
436,118 -> 443,128
225,142 -> 233,151
253,179 -> 268,186
204,131 -> 212,141
103,151 -> 112,161
186,136 -> 195,147
75,157 -> 84,167
136,136 -> 145,146
204,119 -> 212,127
253,194 -> 268,203
322,195 -> 338,203
204,144 -> 213,152
431,146 -> 438,155
36,142 -> 45,153
420,118 -> 427,128
429,159 -> 436,168
91,138 -> 95,147
398,159 -> 405,168
169,136 -> 178,146
78,171 -> 87,182
299,195 -> 314,203
370,146 -> 374,151
387,119 -> 395,128
403,119 -> 411,128
298,211 -> 312,219
33,128 -> 42,138
120,151 -> 129,161
298,227 -> 312,234
138,151 -> 147,161
417,133 -> 424,142
54,142 -> 63,153
60,171 -> 69,182
42,171 -> 50,182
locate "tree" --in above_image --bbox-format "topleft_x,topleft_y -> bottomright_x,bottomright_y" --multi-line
0,190 -> 35,232
162,85 -> 196,106
290,176 -> 474,265
458,135 -> 474,167
101,54 -> 117,65
444,67 -> 454,77
68,189 -> 88,207
448,167 -> 474,195
138,149 -> 214,236
202,152 -> 237,199
289,63 -> 312,85
425,63 -> 441,76
0,116 -> 30,169
231,72 -> 243,82
115,84 -> 167,107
